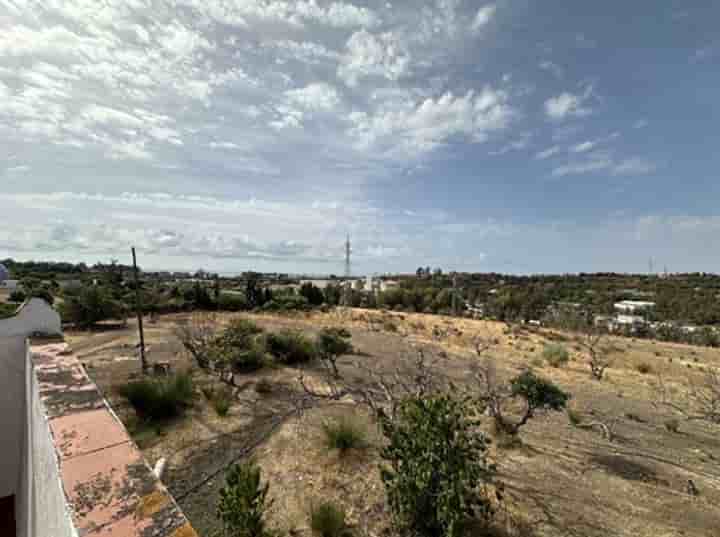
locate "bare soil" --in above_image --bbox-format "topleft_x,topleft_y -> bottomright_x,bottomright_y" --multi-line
65,309 -> 720,537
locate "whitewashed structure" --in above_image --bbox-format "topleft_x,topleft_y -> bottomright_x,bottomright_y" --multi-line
0,299 -> 61,338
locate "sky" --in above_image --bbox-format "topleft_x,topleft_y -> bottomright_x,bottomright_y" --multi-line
1,1 -> 719,275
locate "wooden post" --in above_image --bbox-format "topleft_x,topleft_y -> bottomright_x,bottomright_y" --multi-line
132,247 -> 148,373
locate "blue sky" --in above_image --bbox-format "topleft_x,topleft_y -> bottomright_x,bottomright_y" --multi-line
1,0 -> 718,275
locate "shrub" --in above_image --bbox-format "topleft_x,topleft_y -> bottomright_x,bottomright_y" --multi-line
212,387 -> 234,417
664,418 -> 680,433
118,372 -> 194,422
9,290 -> 26,303
542,343 -> 569,368
380,394 -> 495,537
317,327 -> 353,378
218,293 -> 250,312
636,362 -> 653,374
266,330 -> 317,365
322,418 -> 367,453
214,319 -> 268,373
59,285 -> 126,328
310,502 -> 352,537
217,460 -> 273,537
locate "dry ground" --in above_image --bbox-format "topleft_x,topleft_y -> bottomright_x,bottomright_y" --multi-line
65,309 -> 720,537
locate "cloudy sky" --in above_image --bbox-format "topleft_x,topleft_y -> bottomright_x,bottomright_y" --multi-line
1,1 -> 719,274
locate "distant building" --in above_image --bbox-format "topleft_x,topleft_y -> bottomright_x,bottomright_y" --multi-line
0,263 -> 8,282
614,300 -> 656,313
0,279 -> 19,290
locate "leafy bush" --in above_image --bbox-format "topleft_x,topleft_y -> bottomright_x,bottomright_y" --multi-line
217,460 -> 273,537
214,319 -> 268,372
380,394 -> 494,537
262,294 -> 309,312
322,417 -> 367,454
636,362 -> 653,374
118,372 -> 194,422
59,285 -> 127,328
0,302 -> 16,319
310,501 -> 352,537
218,293 -> 250,312
266,330 -> 317,365
317,327 -> 353,378
9,290 -> 26,302
542,343 -> 569,368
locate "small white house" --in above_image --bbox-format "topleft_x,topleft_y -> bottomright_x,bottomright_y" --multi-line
614,300 -> 656,313
0,279 -> 19,290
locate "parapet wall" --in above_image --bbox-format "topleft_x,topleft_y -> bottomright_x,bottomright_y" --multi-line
21,341 -> 197,537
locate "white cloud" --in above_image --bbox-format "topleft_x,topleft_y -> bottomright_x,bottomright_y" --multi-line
7,165 -> 30,173
349,87 -> 514,157
612,157 -> 656,176
545,88 -> 593,120
633,119 -> 648,129
285,82 -> 340,111
570,140 -> 597,153
552,154 -> 656,177
539,61 -> 563,78
535,146 -> 561,159
471,4 -> 496,32
338,29 -> 410,86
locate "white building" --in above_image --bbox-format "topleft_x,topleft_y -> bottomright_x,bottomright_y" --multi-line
614,300 -> 656,313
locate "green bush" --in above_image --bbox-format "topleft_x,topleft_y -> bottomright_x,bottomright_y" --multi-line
266,330 -> 317,365
213,319 -> 268,372
316,327 -> 353,378
59,285 -> 126,328
380,394 -> 494,537
9,290 -> 26,303
118,372 -> 194,422
262,294 -> 309,311
322,418 -> 367,453
218,293 -> 250,312
310,502 -> 352,537
217,460 -> 273,537
0,303 -> 16,319
542,343 -> 569,368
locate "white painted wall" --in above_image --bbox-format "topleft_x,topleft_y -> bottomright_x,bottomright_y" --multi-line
0,336 -> 26,500
0,280 -> 19,290
24,353 -> 77,537
0,298 -> 61,338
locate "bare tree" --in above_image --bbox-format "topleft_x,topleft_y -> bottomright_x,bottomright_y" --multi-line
472,342 -> 569,436
175,313 -> 219,370
578,330 -> 612,380
654,368 -> 720,425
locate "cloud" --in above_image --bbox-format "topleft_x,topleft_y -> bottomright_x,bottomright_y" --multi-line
633,119 -> 648,129
539,61 -> 563,78
535,146 -> 561,159
552,154 -> 656,177
7,165 -> 30,173
338,29 -> 410,86
545,88 -> 593,120
471,4 -> 497,32
349,87 -> 515,157
285,82 -> 341,111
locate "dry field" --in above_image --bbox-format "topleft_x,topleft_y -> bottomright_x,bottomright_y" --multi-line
65,309 -> 720,537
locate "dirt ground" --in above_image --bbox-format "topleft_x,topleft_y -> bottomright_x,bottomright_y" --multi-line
65,309 -> 720,537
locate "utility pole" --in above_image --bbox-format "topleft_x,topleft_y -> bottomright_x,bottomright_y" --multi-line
451,273 -> 458,317
131,247 -> 148,373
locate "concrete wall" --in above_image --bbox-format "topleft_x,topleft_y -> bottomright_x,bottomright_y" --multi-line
24,351 -> 77,537
0,299 -> 61,338
0,335 -> 27,500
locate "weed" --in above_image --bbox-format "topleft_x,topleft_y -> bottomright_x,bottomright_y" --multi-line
567,408 -> 582,426
212,387 -> 233,417
636,362 -> 653,374
542,343 -> 569,368
310,502 -> 352,537
266,330 -> 317,365
322,417 -> 367,453
118,371 -> 194,422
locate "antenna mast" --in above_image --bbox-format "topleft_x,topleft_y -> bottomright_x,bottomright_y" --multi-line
344,234 -> 351,278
